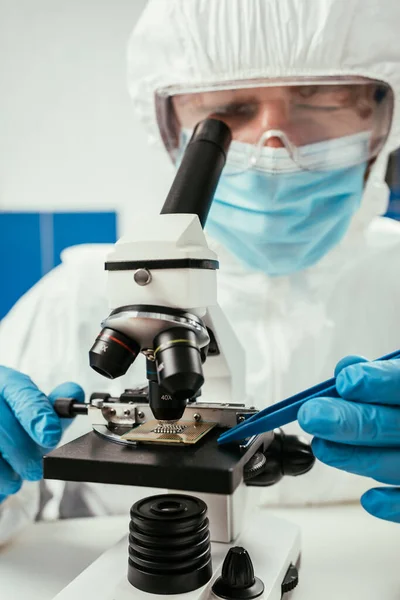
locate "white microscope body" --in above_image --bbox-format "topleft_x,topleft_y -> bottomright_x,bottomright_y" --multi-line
104,212 -> 246,407
49,120 -> 304,599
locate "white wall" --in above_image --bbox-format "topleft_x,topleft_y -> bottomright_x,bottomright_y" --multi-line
0,0 -> 174,235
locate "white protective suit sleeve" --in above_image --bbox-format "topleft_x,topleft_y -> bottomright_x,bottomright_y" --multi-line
0,482 -> 40,546
0,244 -> 146,544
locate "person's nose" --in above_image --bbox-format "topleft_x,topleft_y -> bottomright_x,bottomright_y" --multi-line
257,100 -> 289,147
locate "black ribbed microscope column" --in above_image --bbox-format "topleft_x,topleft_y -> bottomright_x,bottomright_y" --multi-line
128,494 -> 212,594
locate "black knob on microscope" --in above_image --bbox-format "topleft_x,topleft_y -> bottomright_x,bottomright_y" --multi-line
245,431 -> 316,487
279,433 -> 316,477
212,547 -> 264,599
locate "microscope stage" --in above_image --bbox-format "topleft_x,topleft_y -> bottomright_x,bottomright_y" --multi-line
44,427 -> 267,495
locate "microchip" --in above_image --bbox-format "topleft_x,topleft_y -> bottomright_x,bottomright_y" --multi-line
121,419 -> 216,445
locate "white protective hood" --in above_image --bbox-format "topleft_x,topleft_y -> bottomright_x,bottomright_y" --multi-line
127,0 -> 400,238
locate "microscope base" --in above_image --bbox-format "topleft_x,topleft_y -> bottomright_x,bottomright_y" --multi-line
53,509 -> 301,600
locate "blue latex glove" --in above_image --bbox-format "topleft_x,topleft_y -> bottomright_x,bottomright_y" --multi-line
0,366 -> 84,503
298,355 -> 400,523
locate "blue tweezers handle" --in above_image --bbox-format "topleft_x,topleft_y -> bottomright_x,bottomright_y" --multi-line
217,348 -> 400,444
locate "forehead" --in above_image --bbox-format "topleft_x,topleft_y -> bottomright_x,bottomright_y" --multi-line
172,84 -> 365,108
174,87 -> 284,107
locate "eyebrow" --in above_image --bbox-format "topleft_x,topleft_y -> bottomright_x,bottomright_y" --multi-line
190,94 -> 260,111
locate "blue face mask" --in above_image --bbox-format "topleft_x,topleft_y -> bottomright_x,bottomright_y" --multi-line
206,161 -> 366,276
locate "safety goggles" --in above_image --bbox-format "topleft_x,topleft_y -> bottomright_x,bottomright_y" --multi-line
155,76 -> 394,174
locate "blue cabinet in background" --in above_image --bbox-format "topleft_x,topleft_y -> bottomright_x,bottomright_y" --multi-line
0,211 -> 117,319
386,194 -> 400,220
386,149 -> 400,220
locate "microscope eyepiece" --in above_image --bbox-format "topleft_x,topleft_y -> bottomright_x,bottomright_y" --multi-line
161,118 -> 231,228
89,327 -> 140,379
153,326 -> 204,406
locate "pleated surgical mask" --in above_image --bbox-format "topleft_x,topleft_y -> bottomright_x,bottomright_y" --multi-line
205,138 -> 367,275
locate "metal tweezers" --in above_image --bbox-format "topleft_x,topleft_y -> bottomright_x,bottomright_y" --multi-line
217,348 -> 400,445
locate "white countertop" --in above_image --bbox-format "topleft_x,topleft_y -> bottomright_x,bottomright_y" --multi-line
1,505 -> 399,600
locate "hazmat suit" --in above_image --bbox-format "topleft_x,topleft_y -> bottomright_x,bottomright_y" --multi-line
1,0 -> 400,545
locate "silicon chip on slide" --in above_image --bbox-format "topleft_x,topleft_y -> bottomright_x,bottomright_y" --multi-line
121,419 -> 216,445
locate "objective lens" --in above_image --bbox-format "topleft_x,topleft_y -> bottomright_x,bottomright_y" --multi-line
147,358 -> 188,422
89,327 -> 140,379
153,327 -> 204,402
148,379 -> 187,422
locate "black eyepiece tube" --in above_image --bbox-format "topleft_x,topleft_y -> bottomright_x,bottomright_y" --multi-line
160,119 -> 232,228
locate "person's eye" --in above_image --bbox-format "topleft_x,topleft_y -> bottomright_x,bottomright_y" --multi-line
295,103 -> 343,112
213,103 -> 257,118
293,86 -> 353,110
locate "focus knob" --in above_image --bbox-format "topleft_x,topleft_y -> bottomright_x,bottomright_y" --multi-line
246,431 -> 315,487
281,563 -> 299,595
281,434 -> 316,477
212,547 -> 264,599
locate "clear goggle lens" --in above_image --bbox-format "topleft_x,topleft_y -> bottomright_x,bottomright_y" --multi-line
155,77 -> 393,174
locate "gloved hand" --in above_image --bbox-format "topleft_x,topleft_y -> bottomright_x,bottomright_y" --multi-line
0,366 -> 84,504
298,355 -> 400,523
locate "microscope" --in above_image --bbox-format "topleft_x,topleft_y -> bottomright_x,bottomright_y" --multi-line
45,119 -> 314,600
